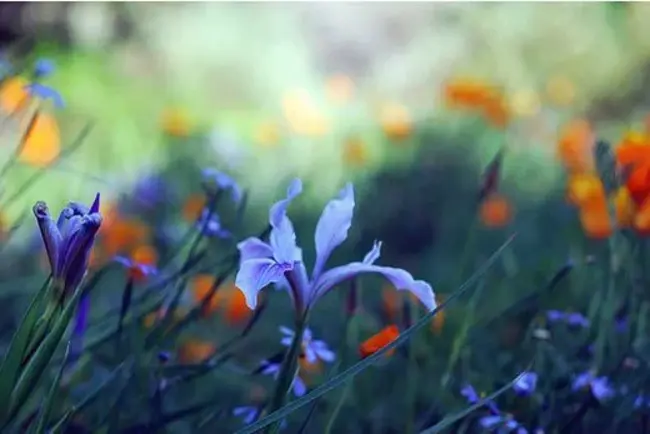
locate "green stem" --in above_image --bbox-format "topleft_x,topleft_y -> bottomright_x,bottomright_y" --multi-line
405,296 -> 419,434
265,315 -> 307,434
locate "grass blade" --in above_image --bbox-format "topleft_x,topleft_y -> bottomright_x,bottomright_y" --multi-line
33,341 -> 70,434
234,233 -> 517,434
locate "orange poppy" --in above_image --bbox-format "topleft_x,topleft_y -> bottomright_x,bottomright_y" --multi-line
482,97 -> 510,129
579,201 -> 613,239
178,339 -> 216,364
101,218 -> 150,256
359,324 -> 400,359
161,108 -> 191,138
191,274 -> 224,316
342,137 -> 368,167
479,194 -> 513,228
0,77 -> 31,113
379,103 -> 412,142
223,286 -> 252,325
614,187 -> 636,228
556,119 -> 595,173
443,78 -> 501,109
625,162 -> 650,206
566,173 -> 607,208
634,198 -> 650,236
18,112 -> 61,167
182,194 -> 206,222
615,131 -> 650,167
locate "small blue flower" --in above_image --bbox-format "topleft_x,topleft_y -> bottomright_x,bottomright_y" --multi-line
460,384 -> 499,414
197,209 -> 231,239
202,168 -> 243,203
233,406 -> 259,425
479,414 -> 528,434
25,82 -> 65,108
235,179 -> 435,314
279,326 -> 335,364
33,58 -> 56,78
33,193 -> 102,294
513,371 -> 538,396
572,370 -> 615,402
114,256 -> 157,281
260,360 -> 307,397
545,310 -> 589,328
131,173 -> 168,208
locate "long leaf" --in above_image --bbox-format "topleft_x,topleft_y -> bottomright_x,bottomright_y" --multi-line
234,234 -> 517,434
34,341 -> 70,434
7,285 -> 84,424
0,278 -> 51,425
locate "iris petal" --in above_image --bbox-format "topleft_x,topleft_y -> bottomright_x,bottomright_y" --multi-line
235,258 -> 292,309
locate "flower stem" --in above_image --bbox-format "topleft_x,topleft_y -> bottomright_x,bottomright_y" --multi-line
265,316 -> 306,434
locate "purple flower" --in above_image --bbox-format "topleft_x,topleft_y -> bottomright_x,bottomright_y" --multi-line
479,414 -> 527,433
33,193 -> 102,294
197,210 -> 231,238
202,168 -> 243,203
132,173 -> 167,208
234,179 -> 435,313
545,310 -> 590,328
33,58 -> 56,78
572,370 -> 615,402
460,384 -> 499,414
25,82 -> 64,108
260,360 -> 307,397
513,371 -> 538,396
279,326 -> 335,364
233,406 -> 259,425
114,256 -> 157,281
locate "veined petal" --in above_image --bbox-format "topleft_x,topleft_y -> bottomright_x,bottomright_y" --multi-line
33,201 -> 63,277
312,183 -> 355,280
312,263 -> 436,311
267,180 -> 303,265
235,258 -> 292,309
269,178 -> 302,229
237,237 -> 274,262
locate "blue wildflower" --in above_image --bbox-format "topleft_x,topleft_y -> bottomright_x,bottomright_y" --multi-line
279,326 -> 335,364
235,179 -> 435,313
202,168 -> 243,203
114,256 -> 157,282
572,370 -> 615,402
545,310 -> 590,328
33,58 -> 56,78
479,414 -> 528,434
197,209 -> 231,238
233,405 -> 287,429
460,383 -> 499,414
513,371 -> 538,396
131,172 -> 168,208
25,82 -> 65,108
260,360 -> 307,397
33,193 -> 102,294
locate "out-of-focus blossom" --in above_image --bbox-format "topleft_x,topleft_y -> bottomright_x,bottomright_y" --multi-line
33,58 -> 56,78
546,75 -> 576,107
143,306 -> 188,329
572,370 -> 615,402
279,326 -> 335,365
379,102 -> 412,141
233,406 -> 259,425
222,284 -> 252,325
234,179 -> 435,314
18,112 -> 61,168
566,173 -> 606,208
191,274 -> 224,316
209,129 -> 249,169
182,194 -> 207,222
614,186 -> 636,228
192,279 -> 251,324
479,194 -> 513,228
201,168 -> 243,204
131,173 -> 168,209
460,383 -> 500,414
281,88 -> 330,138
342,137 -> 369,167
546,310 -> 590,328
508,88 -> 541,118
33,193 -> 102,294
556,119 -> 595,173
0,77 -> 30,113
177,339 -> 216,364
430,295 -> 446,334
253,121 -> 281,148
513,371 -> 538,396
161,107 -> 192,138
197,209 -> 231,239
479,414 -> 528,434
99,216 -> 150,257
114,244 -> 158,282
359,325 -> 400,359
442,77 -> 510,128
260,360 -> 307,397
25,83 -> 64,108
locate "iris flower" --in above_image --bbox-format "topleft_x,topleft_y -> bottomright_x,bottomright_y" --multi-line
197,209 -> 231,238
235,179 -> 435,314
33,193 -> 102,295
202,168 -> 243,203
513,371 -> 538,396
279,326 -> 335,364
572,370 -> 615,402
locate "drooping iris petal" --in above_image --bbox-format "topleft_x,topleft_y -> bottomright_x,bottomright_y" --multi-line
312,182 -> 355,279
312,262 -> 436,311
312,340 -> 336,362
238,237 -> 274,261
268,180 -> 303,265
235,258 -> 293,309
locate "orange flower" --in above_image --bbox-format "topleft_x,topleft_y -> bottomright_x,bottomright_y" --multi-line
0,77 -> 31,113
101,218 -> 150,256
566,173 -> 607,208
626,163 -> 650,206
614,187 -> 636,228
178,339 -> 216,364
556,119 -> 595,173
182,194 -> 206,222
342,137 -> 368,167
359,325 -> 400,359
579,201 -> 613,239
380,103 -> 412,141
223,286 -> 252,325
191,274 -> 224,316
634,198 -> 650,236
443,78 -> 500,109
479,194 -> 512,228
161,108 -> 191,138
18,112 -> 61,167
282,89 -> 330,138
615,131 -> 650,167
325,74 -> 354,105
125,244 -> 158,282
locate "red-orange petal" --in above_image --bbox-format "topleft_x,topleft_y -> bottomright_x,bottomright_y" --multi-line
359,325 -> 400,359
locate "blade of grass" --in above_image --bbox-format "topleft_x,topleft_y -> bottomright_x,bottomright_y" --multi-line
234,233 -> 517,434
33,341 -> 70,434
